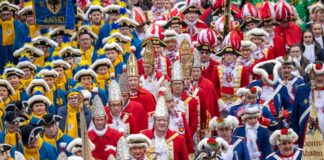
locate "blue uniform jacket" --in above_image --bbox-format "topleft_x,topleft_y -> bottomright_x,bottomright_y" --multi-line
130,34 -> 143,60
64,78 -> 76,92
29,116 -> 41,126
233,125 -> 272,160
291,83 -> 311,147
95,23 -> 111,49
230,103 -> 277,126
114,62 -> 124,79
230,136 -> 251,160
0,129 -> 10,144
57,105 -> 92,137
278,76 -> 304,98
249,80 -> 292,116
51,88 -> 67,114
13,23 -> 29,51
0,20 -> 22,72
41,132 -> 73,156
266,148 -> 303,160
10,141 -> 58,160
90,87 -> 108,106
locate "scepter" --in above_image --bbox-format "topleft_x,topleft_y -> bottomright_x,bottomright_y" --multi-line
223,0 -> 231,37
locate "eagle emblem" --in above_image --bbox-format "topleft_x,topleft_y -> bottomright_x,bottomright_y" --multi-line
306,117 -> 320,135
46,0 -> 62,14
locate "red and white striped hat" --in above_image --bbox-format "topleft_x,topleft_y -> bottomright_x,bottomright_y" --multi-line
197,28 -> 218,47
131,7 -> 147,27
165,8 -> 185,20
213,15 -> 238,33
210,0 -> 224,9
260,1 -> 276,20
222,31 -> 241,51
241,2 -> 259,19
274,0 -> 293,21
186,0 -> 202,7
145,23 -> 165,40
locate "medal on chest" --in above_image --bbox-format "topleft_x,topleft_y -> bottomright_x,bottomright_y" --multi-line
225,71 -> 233,83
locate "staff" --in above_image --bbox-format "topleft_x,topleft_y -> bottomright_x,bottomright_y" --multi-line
79,92 -> 94,159
223,0 -> 231,37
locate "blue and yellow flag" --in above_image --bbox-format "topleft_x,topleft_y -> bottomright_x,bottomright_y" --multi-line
32,0 -> 74,28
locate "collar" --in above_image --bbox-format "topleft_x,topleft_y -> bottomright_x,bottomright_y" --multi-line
184,18 -> 198,26
67,104 -> 80,113
13,83 -> 24,90
154,130 -> 166,139
201,61 -> 210,69
81,45 -> 94,54
144,71 -> 156,79
303,42 -> 315,47
245,122 -> 259,130
93,124 -> 108,136
130,91 -> 138,97
279,151 -> 294,158
222,61 -> 236,69
151,6 -> 165,13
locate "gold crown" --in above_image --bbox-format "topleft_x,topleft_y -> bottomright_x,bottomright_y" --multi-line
182,55 -> 193,78
143,41 -> 155,66
179,39 -> 191,56
126,54 -> 139,77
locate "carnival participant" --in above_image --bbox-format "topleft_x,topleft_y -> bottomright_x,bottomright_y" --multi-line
266,128 -> 302,160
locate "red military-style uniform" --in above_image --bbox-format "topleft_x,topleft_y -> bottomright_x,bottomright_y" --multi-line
105,108 -> 139,135
186,85 -> 208,133
123,100 -> 148,131
253,46 -> 275,61
214,63 -> 250,109
88,126 -> 124,160
237,56 -> 258,81
142,129 -> 189,160
147,111 -> 195,156
174,92 -> 199,135
273,22 -> 302,57
202,59 -> 219,86
182,19 -> 208,41
193,77 -> 220,118
130,87 -> 156,114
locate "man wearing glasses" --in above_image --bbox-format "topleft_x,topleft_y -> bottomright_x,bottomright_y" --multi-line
77,26 -> 98,64
58,88 -> 92,138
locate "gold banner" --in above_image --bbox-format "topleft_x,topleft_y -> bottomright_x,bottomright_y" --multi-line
302,77 -> 324,160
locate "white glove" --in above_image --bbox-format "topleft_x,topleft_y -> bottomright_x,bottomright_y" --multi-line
14,151 -> 25,160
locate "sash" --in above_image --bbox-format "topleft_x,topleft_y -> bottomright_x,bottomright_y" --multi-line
262,84 -> 283,106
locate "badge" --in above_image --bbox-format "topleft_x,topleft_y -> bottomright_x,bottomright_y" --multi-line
46,0 -> 62,14
68,124 -> 73,130
304,99 -> 308,105
56,98 -> 63,106
179,127 -> 185,133
6,29 -> 12,35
